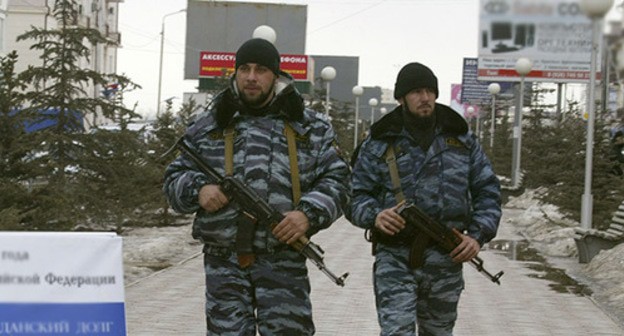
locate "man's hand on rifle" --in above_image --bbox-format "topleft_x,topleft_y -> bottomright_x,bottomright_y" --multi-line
449,229 -> 480,263
375,204 -> 406,236
199,184 -> 230,213
273,211 -> 310,245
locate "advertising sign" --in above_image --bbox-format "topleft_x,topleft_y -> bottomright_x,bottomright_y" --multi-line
451,84 -> 479,119
461,57 -> 514,104
199,51 -> 310,81
0,232 -> 126,335
185,1 -> 306,80
198,52 -> 236,78
477,0 -> 600,83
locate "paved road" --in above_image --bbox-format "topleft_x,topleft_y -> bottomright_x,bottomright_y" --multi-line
125,209 -> 624,335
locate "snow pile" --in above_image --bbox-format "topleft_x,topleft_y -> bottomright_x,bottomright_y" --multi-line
506,188 -> 578,257
507,188 -> 624,320
121,223 -> 200,285
584,244 -> 624,313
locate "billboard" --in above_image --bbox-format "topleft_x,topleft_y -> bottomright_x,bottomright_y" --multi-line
199,51 -> 311,81
477,0 -> 600,83
185,1 -> 307,80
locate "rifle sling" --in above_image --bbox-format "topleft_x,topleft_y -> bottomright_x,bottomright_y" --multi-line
224,126 -> 235,176
284,123 -> 301,204
385,145 -> 405,203
223,123 -> 301,267
386,145 -> 431,269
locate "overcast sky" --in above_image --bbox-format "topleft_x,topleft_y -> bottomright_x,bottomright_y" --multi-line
116,0 -> 621,119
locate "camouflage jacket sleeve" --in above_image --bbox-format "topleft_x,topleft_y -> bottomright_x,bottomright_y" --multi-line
346,137 -> 385,230
161,137 -> 210,215
162,110 -> 214,215
466,133 -> 502,246
296,114 -> 351,235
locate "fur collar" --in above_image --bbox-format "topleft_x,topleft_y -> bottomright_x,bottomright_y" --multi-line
213,71 -> 304,128
370,103 -> 468,140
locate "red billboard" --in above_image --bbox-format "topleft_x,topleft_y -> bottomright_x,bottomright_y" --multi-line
199,51 -> 310,81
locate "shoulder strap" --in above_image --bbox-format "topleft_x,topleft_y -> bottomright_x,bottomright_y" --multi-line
223,124 -> 301,205
224,126 -> 235,176
284,123 -> 301,205
385,145 -> 405,203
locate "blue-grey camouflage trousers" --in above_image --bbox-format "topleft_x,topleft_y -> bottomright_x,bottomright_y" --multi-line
203,247 -> 314,336
373,244 -> 464,336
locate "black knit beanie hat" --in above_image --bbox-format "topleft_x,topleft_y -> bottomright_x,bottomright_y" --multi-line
235,38 -> 280,74
393,62 -> 439,99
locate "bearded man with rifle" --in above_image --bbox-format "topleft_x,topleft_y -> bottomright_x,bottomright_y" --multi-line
348,62 -> 502,336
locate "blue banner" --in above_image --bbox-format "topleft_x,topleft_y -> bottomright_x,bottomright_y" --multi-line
0,303 -> 126,335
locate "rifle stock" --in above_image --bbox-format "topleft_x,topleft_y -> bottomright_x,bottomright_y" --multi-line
396,202 -> 504,285
175,137 -> 349,287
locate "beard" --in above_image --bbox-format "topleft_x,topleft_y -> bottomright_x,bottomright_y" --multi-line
403,104 -> 436,130
240,89 -> 273,108
236,79 -> 275,109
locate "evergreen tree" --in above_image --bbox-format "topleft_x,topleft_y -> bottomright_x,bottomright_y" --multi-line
516,86 -> 624,229
0,51 -> 31,229
15,0 -> 138,229
148,100 -> 196,226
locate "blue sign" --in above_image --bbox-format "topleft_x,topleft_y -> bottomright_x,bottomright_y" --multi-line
0,303 -> 126,335
0,232 -> 126,336
461,57 -> 513,104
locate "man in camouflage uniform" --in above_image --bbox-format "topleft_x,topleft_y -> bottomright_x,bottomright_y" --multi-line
347,62 -> 501,335
163,38 -> 349,335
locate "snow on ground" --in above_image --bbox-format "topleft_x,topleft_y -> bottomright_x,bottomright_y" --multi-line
121,223 -> 200,285
506,188 -> 624,322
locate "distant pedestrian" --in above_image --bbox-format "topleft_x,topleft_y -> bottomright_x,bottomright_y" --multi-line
163,38 -> 350,335
347,62 -> 502,335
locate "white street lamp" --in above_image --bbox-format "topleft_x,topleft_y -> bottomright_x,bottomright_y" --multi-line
466,106 -> 475,128
512,57 -> 532,189
252,25 -> 277,43
369,98 -> 379,126
352,85 -> 364,149
380,107 -> 388,116
488,83 -> 501,149
157,8 -> 186,118
580,0 -> 614,229
580,0 -> 614,18
321,66 -> 337,115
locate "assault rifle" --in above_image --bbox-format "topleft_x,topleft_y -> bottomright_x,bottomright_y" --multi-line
396,202 -> 504,285
174,137 -> 349,287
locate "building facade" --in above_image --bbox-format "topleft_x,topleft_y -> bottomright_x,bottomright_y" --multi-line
4,0 -> 122,129
0,0 -> 6,56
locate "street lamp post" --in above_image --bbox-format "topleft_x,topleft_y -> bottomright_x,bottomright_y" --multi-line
352,86 -> 364,149
512,57 -> 532,189
466,106 -> 475,131
580,0 -> 614,229
157,8 -> 186,117
369,98 -> 379,126
488,83 -> 501,149
321,66 -> 337,115
476,108 -> 481,139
